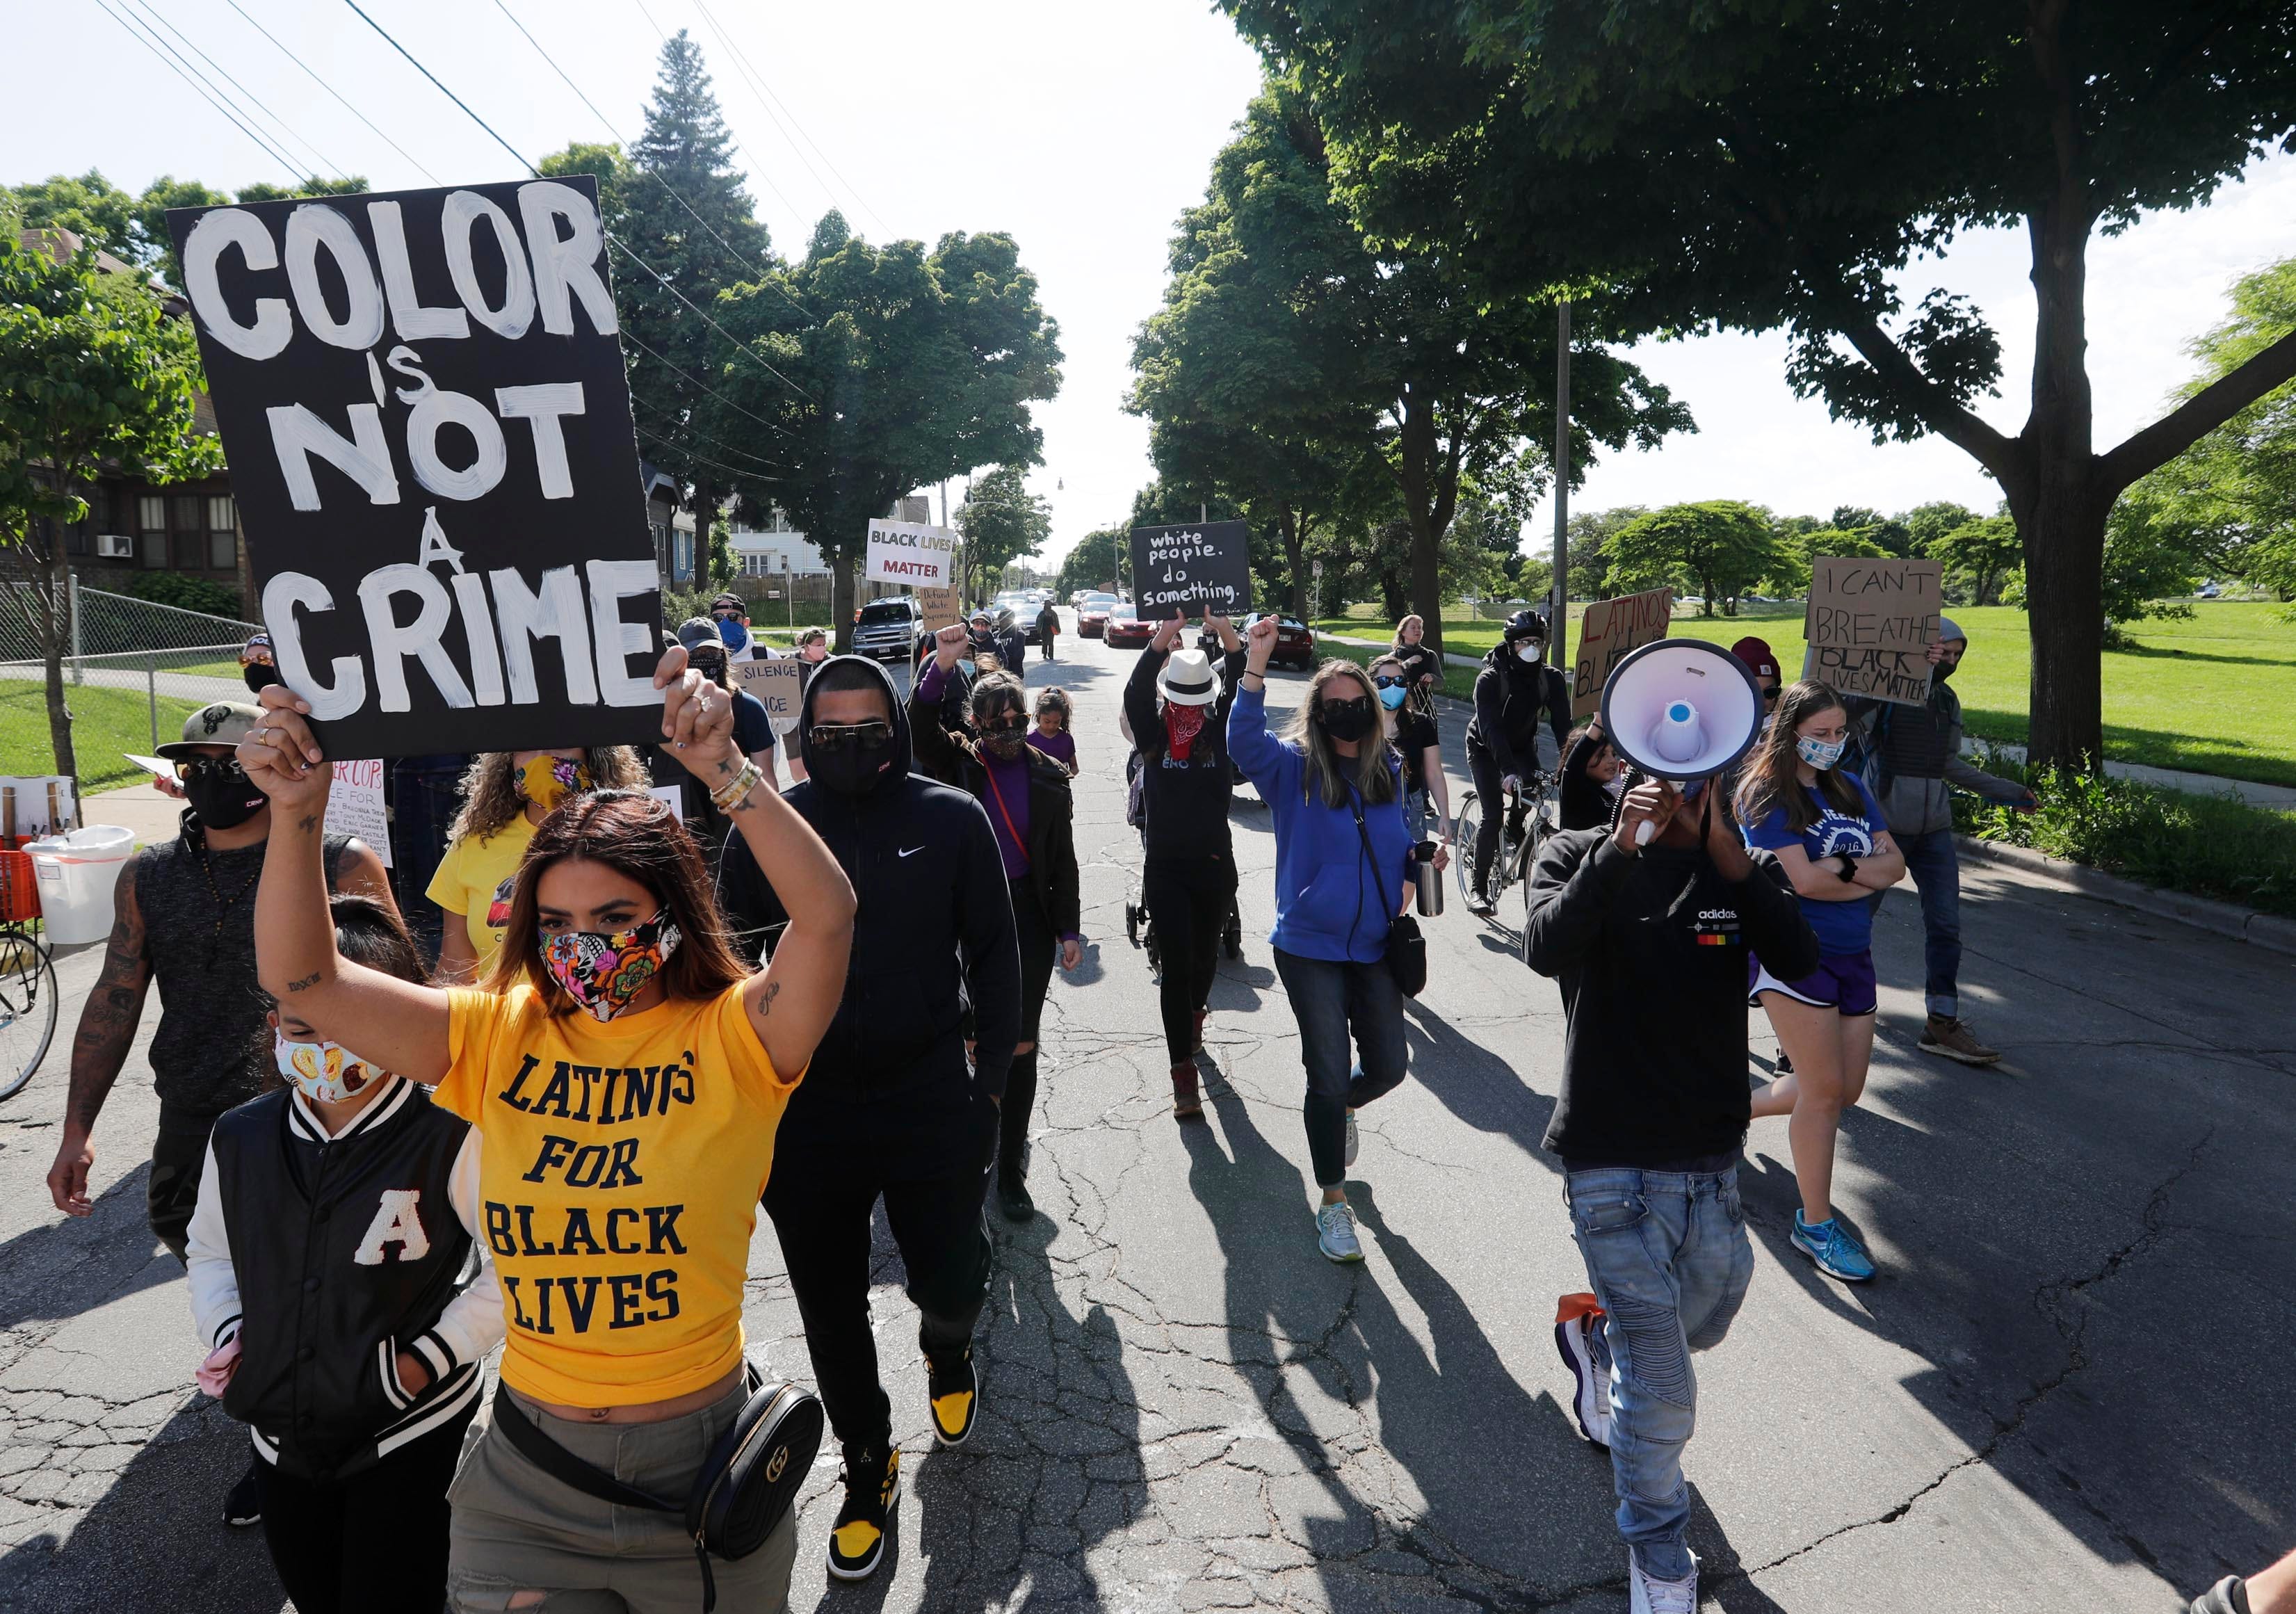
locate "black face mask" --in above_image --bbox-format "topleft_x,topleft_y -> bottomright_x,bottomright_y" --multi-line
242,663 -> 281,695
1317,700 -> 1375,742
1932,658 -> 1957,683
184,764 -> 266,830
811,741 -> 893,796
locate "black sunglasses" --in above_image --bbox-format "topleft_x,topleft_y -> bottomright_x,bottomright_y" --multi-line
983,714 -> 1029,734
1763,685 -> 1781,704
807,720 -> 894,752
1372,675 -> 1407,689
175,756 -> 247,782
1320,695 -> 1373,718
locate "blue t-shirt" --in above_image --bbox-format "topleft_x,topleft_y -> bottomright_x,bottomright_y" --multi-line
1743,773 -> 1886,956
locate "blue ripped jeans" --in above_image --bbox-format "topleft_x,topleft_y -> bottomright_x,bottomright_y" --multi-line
1565,1164 -> 1754,1582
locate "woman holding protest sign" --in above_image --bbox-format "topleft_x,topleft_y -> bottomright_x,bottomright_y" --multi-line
239,645 -> 855,1614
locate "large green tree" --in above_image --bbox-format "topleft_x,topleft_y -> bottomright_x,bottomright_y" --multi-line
1605,501 -> 1781,618
5,172 -> 365,290
0,238 -> 217,779
704,215 -> 1062,646
1928,514 -> 2024,607
1218,0 -> 2296,770
1057,526 -> 1126,599
957,466 -> 1052,604
1131,86 -> 1689,656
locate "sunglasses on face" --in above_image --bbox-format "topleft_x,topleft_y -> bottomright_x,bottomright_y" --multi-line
1763,686 -> 1780,704
175,756 -> 247,782
1372,675 -> 1407,689
808,720 -> 894,752
1320,696 -> 1373,720
984,714 -> 1029,735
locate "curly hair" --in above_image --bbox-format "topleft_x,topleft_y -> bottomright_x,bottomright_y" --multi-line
447,747 -> 649,845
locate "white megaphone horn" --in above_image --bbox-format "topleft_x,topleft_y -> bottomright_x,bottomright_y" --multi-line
1596,638 -> 1766,844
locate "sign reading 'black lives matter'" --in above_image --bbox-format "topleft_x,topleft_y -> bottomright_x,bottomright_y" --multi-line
167,177 -> 661,757
1129,521 -> 1253,619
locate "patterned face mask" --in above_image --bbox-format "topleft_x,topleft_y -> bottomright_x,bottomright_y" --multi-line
538,910 -> 681,1023
518,754 -> 594,813
274,1031 -> 383,1105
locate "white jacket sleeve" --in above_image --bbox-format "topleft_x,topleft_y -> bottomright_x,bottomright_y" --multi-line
405,1126 -> 504,1382
184,1138 -> 243,1351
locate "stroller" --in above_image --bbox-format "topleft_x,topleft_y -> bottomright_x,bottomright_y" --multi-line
1122,750 -> 1243,981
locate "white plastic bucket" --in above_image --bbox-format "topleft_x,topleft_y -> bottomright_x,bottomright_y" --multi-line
26,825 -> 137,946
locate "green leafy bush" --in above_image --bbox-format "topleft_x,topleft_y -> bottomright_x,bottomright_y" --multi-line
1955,748 -> 2296,917
126,570 -> 245,621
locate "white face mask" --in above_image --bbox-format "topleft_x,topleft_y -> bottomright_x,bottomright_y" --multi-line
1516,643 -> 1544,665
1601,774 -> 1627,798
274,1031 -> 385,1105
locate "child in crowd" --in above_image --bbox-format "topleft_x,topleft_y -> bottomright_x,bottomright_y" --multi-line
1556,722 -> 1624,832
187,894 -> 501,1614
1028,688 -> 1079,775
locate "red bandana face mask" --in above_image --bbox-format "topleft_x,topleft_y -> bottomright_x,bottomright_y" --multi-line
1166,702 -> 1207,761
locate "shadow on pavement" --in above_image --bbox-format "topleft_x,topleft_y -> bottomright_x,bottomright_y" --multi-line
0,1168 -> 173,1334
1399,999 -> 1562,1170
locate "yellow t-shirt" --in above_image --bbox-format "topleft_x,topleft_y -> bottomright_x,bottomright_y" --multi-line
425,816 -> 535,965
436,981 -> 798,1406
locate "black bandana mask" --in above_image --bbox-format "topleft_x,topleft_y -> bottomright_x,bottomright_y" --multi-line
185,765 -> 266,830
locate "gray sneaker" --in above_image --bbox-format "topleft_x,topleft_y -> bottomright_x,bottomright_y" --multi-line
1628,1549 -> 1699,1614
1316,1200 -> 1364,1264
1919,1014 -> 2002,1065
1343,1108 -> 1359,1168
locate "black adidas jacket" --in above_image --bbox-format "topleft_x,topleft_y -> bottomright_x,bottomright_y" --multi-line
716,654 -> 1022,1101
187,1077 -> 501,1481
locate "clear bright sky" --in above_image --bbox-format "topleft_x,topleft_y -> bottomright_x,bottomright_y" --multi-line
8,0 -> 2292,567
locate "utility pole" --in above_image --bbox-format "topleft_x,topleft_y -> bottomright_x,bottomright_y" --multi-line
1551,300 -> 1571,675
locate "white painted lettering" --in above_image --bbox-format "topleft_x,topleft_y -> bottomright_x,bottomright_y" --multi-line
181,209 -> 291,361
587,558 -> 665,708
262,572 -> 367,721
266,402 -> 401,511
366,200 -> 471,341
283,204 -> 384,351
494,382 -> 585,499
359,564 -> 474,711
517,181 -> 617,336
490,565 -> 597,706
441,191 -> 535,340
405,389 -> 508,501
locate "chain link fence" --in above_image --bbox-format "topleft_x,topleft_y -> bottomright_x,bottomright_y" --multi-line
1,579 -> 260,753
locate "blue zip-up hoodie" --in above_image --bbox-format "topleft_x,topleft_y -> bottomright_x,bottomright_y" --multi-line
1229,682 -> 1414,964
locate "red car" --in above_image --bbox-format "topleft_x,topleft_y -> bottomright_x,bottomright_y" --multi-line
1246,613 -> 1318,672
1076,595 -> 1118,638
1103,608 -> 1156,648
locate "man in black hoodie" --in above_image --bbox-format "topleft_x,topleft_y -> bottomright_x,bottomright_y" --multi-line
1464,609 -> 1571,914
716,654 -> 1020,1584
1523,777 -> 1818,1613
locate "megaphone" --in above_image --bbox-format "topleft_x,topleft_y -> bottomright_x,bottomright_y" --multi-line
1597,638 -> 1765,844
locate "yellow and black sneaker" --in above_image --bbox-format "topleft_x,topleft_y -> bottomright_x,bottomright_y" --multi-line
827,1444 -> 899,1582
928,1348 -> 979,1448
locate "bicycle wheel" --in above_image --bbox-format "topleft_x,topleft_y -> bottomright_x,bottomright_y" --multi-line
1453,791 -> 1484,912
0,931 -> 58,1104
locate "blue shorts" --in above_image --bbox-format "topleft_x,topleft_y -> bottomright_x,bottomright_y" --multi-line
1749,950 -> 1877,1017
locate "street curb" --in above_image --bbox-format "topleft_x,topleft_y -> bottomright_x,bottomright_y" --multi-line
1955,834 -> 2296,959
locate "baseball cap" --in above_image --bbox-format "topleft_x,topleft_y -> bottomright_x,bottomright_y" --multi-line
156,701 -> 266,759
677,617 -> 726,654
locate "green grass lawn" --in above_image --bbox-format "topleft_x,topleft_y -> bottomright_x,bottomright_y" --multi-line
1,681 -> 207,793
1315,601 -> 2296,788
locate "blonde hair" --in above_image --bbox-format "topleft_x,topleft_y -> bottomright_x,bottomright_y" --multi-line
448,747 -> 650,845
1280,660 -> 1398,809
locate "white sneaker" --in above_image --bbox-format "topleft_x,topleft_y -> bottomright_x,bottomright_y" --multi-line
1316,1200 -> 1364,1264
1628,1549 -> 1699,1614
1551,1294 -> 1612,1448
1343,1108 -> 1359,1168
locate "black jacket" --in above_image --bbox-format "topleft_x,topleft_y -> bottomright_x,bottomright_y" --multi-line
716,655 -> 1023,1101
1526,828 -> 1818,1165
909,689 -> 1083,937
1556,730 -> 1615,832
1466,647 -> 1571,777
205,1080 -> 485,1481
1124,643 -> 1248,862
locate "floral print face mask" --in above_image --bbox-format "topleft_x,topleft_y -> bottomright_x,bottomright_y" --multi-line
518,754 -> 594,813
538,910 -> 681,1023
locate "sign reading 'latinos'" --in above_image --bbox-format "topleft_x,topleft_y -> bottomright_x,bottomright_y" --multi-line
1572,587 -> 1674,720
1802,556 -> 1943,707
166,175 -> 661,758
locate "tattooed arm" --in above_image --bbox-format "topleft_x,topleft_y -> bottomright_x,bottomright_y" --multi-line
48,857 -> 153,1217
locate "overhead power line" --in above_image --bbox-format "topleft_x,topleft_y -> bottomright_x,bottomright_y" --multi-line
620,0 -> 813,245
92,0 -> 304,177
219,0 -> 443,186
125,0 -> 346,181
620,327 -> 795,441
686,0 -> 887,235
631,396 -> 784,471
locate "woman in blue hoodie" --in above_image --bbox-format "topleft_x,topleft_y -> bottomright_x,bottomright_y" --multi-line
1231,618 -> 1416,1264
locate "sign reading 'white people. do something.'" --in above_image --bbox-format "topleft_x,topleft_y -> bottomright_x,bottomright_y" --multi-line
1130,521 -> 1252,619
166,176 -> 661,757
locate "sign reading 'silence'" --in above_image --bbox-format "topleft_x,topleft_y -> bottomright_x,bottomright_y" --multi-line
166,175 -> 661,757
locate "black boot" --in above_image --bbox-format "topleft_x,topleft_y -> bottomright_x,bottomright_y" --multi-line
997,1051 -> 1037,1222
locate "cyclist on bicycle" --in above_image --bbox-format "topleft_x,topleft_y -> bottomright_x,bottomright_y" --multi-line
1463,611 -> 1571,915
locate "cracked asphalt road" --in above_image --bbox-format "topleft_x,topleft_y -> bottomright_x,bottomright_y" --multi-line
2,620 -> 2289,1611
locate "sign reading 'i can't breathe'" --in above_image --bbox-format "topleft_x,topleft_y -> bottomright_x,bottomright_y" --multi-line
166,176 -> 662,757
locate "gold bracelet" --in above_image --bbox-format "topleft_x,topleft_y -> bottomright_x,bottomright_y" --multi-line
709,759 -> 764,812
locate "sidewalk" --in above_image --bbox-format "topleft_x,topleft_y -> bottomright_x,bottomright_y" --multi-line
78,782 -> 183,848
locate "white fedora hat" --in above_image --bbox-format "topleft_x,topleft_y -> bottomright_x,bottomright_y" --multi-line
1157,647 -> 1220,707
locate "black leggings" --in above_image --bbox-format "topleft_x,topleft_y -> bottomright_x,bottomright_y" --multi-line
1004,880 -> 1058,1171
1142,853 -> 1235,1065
1466,748 -> 1530,898
261,1411 -> 471,1613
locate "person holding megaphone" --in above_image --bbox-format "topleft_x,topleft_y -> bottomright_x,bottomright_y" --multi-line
1736,680 -> 1906,1284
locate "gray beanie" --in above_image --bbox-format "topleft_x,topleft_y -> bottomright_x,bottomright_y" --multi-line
1937,615 -> 1966,645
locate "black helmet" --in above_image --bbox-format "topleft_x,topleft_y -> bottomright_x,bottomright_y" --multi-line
1503,608 -> 1549,645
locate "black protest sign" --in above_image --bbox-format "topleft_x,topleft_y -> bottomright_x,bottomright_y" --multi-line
1129,522 -> 1252,618
166,177 -> 661,757
1802,556 -> 1943,707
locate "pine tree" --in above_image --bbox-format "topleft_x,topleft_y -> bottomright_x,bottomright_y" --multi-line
617,30 -> 775,590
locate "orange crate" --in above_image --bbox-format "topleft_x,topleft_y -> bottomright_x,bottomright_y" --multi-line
0,850 -> 40,923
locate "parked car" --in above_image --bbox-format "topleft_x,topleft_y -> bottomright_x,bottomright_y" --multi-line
1077,593 -> 1118,638
1244,613 -> 1317,672
2196,581 -> 2222,599
1104,607 -> 1155,649
851,595 -> 923,661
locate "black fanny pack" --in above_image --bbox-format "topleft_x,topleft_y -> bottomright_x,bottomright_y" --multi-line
492,1364 -> 823,1612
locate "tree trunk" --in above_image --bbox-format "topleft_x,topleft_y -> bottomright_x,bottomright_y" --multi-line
1279,508 -> 1309,621
831,554 -> 856,654
1395,392 -> 1448,656
38,539 -> 78,782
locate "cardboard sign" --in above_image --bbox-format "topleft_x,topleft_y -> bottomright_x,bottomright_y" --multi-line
0,776 -> 78,839
1803,557 -> 1942,707
1129,521 -> 1252,619
914,583 -> 963,634
1571,587 -> 1673,719
733,658 -> 805,735
165,176 -> 661,759
325,757 -> 391,867
865,520 -> 956,587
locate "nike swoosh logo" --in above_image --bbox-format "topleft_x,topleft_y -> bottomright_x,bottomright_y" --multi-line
899,846 -> 925,857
